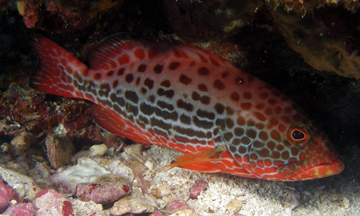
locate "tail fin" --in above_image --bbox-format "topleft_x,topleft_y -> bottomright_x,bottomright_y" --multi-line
28,32 -> 88,98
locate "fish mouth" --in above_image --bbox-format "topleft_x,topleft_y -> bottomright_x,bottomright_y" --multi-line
289,157 -> 344,180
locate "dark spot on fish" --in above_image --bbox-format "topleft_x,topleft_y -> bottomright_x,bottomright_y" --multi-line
200,95 -> 210,105
226,107 -> 234,115
198,67 -> 210,76
240,137 -> 251,145
117,68 -> 125,76
226,118 -> 234,129
179,114 -> 191,125
223,132 -> 233,141
193,116 -> 214,129
221,72 -> 229,78
153,64 -> 163,74
196,109 -> 215,120
150,117 -> 172,130
157,100 -> 174,111
140,102 -> 155,115
179,74 -> 192,85
214,103 -> 225,114
234,127 -> 244,136
144,78 -> 154,89
125,102 -> 139,116
98,83 -> 111,97
155,107 -> 178,121
177,99 -> 194,112
147,95 -> 155,103
198,84 -> 208,92
137,64 -> 147,72
125,74 -> 134,83
246,129 -> 257,139
213,79 -> 225,90
173,126 -> 209,139
106,70 -> 114,77
110,93 -> 125,107
136,77 -> 140,85
124,90 -> 139,104
157,88 -> 174,99
192,91 -> 200,101
138,115 -> 149,125
112,80 -> 119,88
140,87 -> 147,94
230,92 -> 240,102
169,62 -> 180,70
160,80 -> 171,88
153,128 -> 169,138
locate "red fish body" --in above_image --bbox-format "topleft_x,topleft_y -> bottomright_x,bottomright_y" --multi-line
29,33 -> 344,181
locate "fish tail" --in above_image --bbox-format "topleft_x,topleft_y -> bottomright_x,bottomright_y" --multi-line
29,32 -> 88,99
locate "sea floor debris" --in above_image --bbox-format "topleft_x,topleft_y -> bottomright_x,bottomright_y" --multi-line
0,131 -> 360,215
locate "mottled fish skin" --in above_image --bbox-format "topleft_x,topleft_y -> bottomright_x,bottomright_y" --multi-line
29,33 -> 344,181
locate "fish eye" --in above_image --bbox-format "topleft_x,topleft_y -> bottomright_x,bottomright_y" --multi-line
290,129 -> 306,141
286,124 -> 310,148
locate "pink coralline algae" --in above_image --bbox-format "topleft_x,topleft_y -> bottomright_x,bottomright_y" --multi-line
75,181 -> 131,204
189,180 -> 208,199
2,203 -> 36,216
0,181 -> 17,211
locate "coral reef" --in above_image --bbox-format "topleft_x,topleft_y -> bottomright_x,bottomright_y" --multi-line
17,0 -> 122,31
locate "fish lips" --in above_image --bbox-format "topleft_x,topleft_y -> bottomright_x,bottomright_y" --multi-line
277,157 -> 344,181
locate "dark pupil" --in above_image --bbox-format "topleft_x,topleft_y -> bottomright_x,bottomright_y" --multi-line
292,130 -> 305,140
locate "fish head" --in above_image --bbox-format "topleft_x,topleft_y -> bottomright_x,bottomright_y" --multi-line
229,105 -> 344,181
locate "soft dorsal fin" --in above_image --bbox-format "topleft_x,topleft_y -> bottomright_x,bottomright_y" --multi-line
87,34 -> 231,71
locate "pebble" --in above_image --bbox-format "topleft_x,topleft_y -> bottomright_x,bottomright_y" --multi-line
70,198 -> 103,216
151,183 -> 171,199
2,203 -> 36,216
45,134 -> 74,169
0,166 -> 40,200
75,177 -> 131,204
33,189 -> 74,216
166,200 -> 191,215
189,180 -> 208,199
0,182 -> 17,211
10,131 -> 37,156
90,144 -> 108,156
110,196 -> 155,215
226,200 -> 243,213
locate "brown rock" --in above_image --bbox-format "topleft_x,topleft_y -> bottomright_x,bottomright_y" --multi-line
11,131 -> 37,156
45,134 -> 74,169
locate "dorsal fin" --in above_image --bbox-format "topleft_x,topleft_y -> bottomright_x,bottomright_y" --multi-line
87,34 -> 232,71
